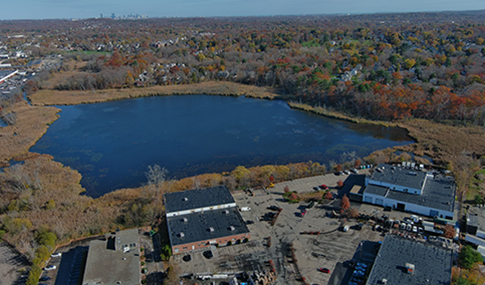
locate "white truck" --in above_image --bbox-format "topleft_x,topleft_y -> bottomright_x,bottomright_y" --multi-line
240,207 -> 251,212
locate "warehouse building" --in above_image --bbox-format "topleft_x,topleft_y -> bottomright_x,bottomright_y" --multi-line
82,229 -> 141,285
164,186 -> 250,255
366,235 -> 452,285
355,163 -> 455,219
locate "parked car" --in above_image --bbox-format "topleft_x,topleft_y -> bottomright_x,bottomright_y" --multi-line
351,168 -> 359,174
353,270 -> 365,277
245,220 -> 255,225
400,223 -> 407,230
43,265 -> 56,271
320,184 -> 329,190
356,263 -> 368,268
300,210 -> 307,217
412,226 -> 418,233
406,224 -> 412,231
318,267 -> 330,273
50,252 -> 62,258
39,277 -> 51,281
343,170 -> 350,175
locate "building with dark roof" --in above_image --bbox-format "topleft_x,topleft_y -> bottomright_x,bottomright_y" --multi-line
465,207 -> 485,246
82,229 -> 140,285
164,186 -> 250,255
366,235 -> 452,285
164,185 -> 236,217
359,163 -> 455,219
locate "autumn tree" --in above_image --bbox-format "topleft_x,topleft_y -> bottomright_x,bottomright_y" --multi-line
340,194 -> 350,210
443,224 -> 455,239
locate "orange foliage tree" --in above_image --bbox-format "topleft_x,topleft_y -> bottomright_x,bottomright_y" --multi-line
340,194 -> 350,210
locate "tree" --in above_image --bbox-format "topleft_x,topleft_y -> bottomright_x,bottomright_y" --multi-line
145,164 -> 168,190
284,185 -> 290,193
337,180 -> 344,188
340,194 -> 350,210
459,245 -> 482,269
474,194 -> 483,205
443,224 -> 455,239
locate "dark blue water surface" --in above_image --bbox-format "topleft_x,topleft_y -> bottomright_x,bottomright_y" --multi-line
30,95 -> 413,197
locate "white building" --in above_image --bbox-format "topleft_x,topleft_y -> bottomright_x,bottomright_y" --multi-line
359,163 -> 455,219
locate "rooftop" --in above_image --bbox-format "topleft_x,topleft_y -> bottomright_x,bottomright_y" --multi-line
366,235 -> 452,285
365,174 -> 455,212
82,229 -> 140,285
369,163 -> 427,190
468,207 -> 485,231
167,207 -> 249,246
164,186 -> 235,213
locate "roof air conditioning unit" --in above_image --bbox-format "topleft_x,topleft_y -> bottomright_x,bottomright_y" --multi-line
209,227 -> 214,232
183,197 -> 188,201
179,232 -> 185,238
405,263 -> 415,274
229,226 -> 235,231
182,218 -> 188,223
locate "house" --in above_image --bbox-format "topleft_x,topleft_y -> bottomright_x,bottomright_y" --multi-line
366,235 -> 452,285
82,229 -> 141,285
358,163 -> 455,219
164,186 -> 250,255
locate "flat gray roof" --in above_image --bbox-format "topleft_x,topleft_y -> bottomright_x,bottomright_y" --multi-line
164,186 -> 235,213
370,163 -> 426,190
468,207 -> 485,230
365,175 -> 455,213
167,207 -> 249,246
82,229 -> 140,285
366,235 -> 452,285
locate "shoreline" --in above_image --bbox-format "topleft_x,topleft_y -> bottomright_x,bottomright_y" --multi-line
5,81 -> 485,199
28,81 -> 280,106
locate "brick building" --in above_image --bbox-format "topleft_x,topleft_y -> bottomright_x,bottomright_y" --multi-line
164,186 -> 250,255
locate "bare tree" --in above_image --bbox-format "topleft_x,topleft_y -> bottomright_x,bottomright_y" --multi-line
145,164 -> 168,190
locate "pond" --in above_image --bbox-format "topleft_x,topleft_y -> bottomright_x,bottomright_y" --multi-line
30,95 -> 413,197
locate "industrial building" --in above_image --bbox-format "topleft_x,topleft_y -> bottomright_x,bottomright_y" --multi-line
82,229 -> 141,285
164,186 -> 250,255
366,235 -> 452,285
352,163 -> 455,219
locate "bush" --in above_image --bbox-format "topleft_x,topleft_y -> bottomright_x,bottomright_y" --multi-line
141,261 -> 145,266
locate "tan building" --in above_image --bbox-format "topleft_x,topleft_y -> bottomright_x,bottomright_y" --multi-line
82,229 -> 141,285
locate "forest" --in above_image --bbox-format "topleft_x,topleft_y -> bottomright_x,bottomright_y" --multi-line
3,10 -> 485,125
2,10 -> 485,284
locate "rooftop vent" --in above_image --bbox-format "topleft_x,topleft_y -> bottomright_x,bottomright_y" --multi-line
229,226 -> 235,231
379,279 -> 388,284
179,232 -> 185,238
223,210 -> 229,215
405,263 -> 415,274
182,217 -> 188,223
183,197 -> 188,201
209,227 -> 214,233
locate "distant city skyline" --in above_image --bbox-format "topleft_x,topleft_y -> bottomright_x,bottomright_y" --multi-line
2,0 -> 484,20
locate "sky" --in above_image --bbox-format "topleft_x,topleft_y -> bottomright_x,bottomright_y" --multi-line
1,0 -> 484,20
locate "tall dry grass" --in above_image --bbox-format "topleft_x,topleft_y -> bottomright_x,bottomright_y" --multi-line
29,81 -> 279,106
0,102 -> 60,163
